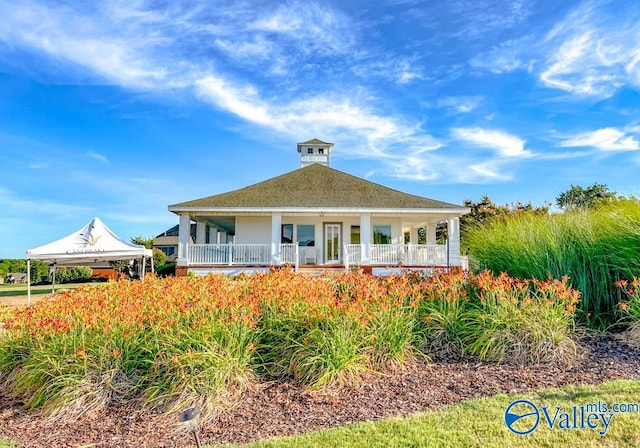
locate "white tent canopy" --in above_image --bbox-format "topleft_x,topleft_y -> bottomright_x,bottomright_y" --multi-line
26,217 -> 153,304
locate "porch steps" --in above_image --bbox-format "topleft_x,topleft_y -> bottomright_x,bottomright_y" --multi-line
297,266 -> 345,277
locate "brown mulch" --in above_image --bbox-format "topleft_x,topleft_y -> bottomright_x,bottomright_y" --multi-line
1,333 -> 639,448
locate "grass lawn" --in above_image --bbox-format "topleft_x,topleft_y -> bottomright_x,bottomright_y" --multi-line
214,379 -> 640,448
0,282 -> 101,306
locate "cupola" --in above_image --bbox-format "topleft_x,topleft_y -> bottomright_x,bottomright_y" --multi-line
297,138 -> 334,167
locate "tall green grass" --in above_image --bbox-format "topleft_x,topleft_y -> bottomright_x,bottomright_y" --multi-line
466,200 -> 640,327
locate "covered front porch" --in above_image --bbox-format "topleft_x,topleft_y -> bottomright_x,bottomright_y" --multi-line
175,212 -> 463,275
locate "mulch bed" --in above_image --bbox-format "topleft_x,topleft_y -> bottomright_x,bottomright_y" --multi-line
1,333 -> 639,448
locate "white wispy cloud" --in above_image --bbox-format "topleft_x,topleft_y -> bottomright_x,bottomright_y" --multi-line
249,1 -> 354,55
451,127 -> 531,157
0,187 -> 92,218
194,74 -> 441,151
559,127 -> 640,151
0,0 -> 530,185
471,0 -> 640,98
469,36 -> 535,74
86,151 -> 109,163
437,96 -> 483,114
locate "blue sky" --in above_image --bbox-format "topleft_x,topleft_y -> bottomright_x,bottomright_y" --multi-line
1,0 -> 640,259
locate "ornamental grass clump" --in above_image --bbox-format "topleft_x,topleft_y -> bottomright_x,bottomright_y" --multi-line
462,272 -> 580,365
413,270 -> 580,364
466,200 -> 640,327
0,268 -> 583,420
0,275 -> 260,421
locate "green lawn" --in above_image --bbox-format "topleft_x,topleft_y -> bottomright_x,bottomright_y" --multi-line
214,379 -> 640,448
0,282 -> 99,300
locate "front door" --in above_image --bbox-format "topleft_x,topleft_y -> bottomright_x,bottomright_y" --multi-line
325,223 -> 341,264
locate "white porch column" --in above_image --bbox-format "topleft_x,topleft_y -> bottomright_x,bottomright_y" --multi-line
410,226 -> 419,244
196,221 -> 207,244
208,227 -> 217,245
271,213 -> 282,265
427,222 -> 437,244
447,217 -> 461,266
177,214 -> 191,266
360,213 -> 371,265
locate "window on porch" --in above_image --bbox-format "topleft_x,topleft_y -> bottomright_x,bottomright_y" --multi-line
281,224 -> 293,243
297,225 -> 315,246
350,225 -> 360,244
373,225 -> 392,244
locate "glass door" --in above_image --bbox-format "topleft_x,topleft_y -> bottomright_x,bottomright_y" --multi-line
325,224 -> 341,264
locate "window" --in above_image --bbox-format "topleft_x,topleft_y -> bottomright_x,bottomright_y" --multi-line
297,225 -> 315,246
318,148 -> 324,154
307,148 -> 313,154
159,246 -> 175,257
350,226 -> 360,244
281,224 -> 293,243
373,225 -> 392,244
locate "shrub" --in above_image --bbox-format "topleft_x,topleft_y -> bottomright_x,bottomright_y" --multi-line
466,200 -> 640,327
413,270 -> 579,364
0,269 -> 582,420
616,279 -> 640,348
55,266 -> 93,283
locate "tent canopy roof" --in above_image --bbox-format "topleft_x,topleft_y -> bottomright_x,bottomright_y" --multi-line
27,217 -> 152,265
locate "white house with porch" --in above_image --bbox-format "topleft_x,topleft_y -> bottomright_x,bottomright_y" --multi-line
168,139 -> 470,276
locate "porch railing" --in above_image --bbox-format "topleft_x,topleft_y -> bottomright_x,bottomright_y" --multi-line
189,243 -> 447,268
189,243 -> 299,268
345,243 -> 448,269
371,244 -> 447,265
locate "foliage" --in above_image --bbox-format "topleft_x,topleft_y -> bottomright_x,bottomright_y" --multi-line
555,183 -> 618,211
0,270 -> 580,420
130,236 -> 155,249
0,260 -> 49,283
466,200 -> 640,327
109,259 -> 131,276
415,270 -> 578,364
616,279 -> 640,348
156,263 -> 176,277
54,266 -> 93,284
152,249 -> 167,271
459,195 -> 549,252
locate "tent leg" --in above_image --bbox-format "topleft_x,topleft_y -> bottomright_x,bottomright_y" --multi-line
27,259 -> 31,307
52,265 -> 56,295
141,257 -> 146,281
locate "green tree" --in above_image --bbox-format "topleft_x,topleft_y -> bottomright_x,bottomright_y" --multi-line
152,248 -> 167,271
109,259 -> 131,277
131,236 -> 155,249
55,266 -> 93,283
556,183 -> 618,211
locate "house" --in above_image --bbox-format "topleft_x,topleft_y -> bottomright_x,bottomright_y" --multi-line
6,273 -> 28,284
152,224 -> 197,262
168,139 -> 470,276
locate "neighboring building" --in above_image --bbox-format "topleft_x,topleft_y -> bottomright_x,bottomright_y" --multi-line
6,273 -> 28,284
153,224 -> 197,262
168,139 -> 470,276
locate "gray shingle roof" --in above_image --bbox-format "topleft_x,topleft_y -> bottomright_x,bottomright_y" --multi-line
299,138 -> 332,145
170,164 -> 466,210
